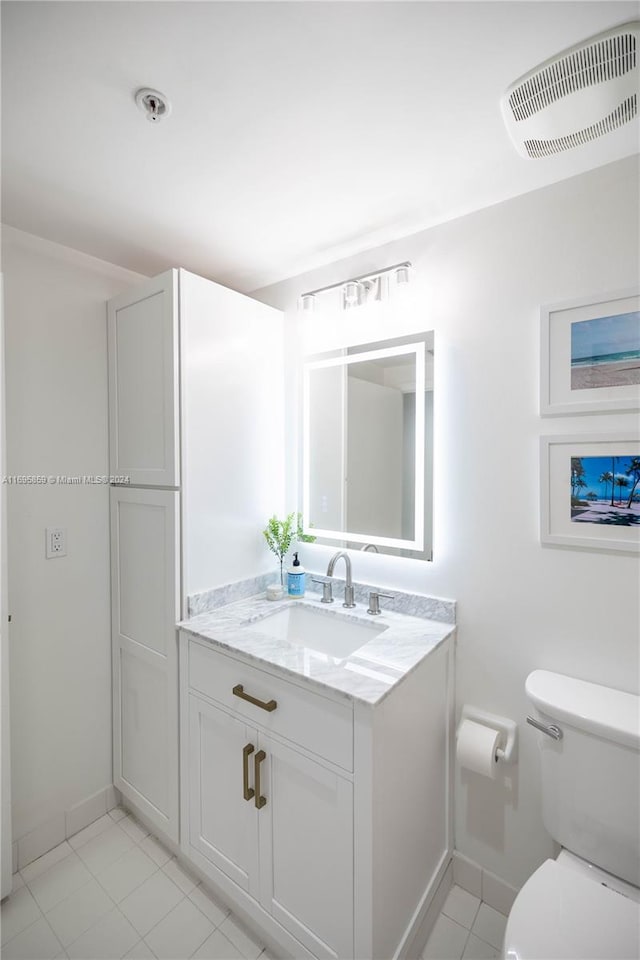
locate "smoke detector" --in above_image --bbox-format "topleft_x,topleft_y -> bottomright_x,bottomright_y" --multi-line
135,88 -> 171,123
501,22 -> 638,159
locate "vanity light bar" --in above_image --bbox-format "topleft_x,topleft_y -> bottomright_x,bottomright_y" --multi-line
298,262 -> 412,314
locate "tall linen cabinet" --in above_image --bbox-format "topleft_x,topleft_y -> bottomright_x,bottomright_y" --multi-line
107,269 -> 284,842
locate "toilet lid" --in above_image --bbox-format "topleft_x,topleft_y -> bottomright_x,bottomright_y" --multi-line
503,859 -> 640,959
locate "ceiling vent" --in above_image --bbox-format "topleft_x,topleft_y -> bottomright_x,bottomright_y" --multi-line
501,22 -> 639,158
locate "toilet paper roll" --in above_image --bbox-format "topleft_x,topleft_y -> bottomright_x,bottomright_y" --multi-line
456,719 -> 501,779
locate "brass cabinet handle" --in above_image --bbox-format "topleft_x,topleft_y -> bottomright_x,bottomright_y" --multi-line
232,684 -> 277,713
254,750 -> 267,809
242,743 -> 255,801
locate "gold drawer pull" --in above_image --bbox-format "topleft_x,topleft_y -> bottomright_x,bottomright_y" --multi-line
233,684 -> 277,713
242,743 -> 255,801
254,750 -> 267,809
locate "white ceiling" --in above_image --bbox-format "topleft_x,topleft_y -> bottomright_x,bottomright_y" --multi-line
2,1 -> 638,292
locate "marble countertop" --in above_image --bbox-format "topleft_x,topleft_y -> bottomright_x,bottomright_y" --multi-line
178,591 -> 455,706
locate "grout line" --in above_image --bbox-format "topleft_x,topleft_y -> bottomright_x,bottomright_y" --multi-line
143,941 -> 158,960
12,873 -> 42,902
12,828 -> 259,960
34,830 -> 169,952
186,885 -> 231,931
138,899 -> 239,960
1,910 -> 43,949
44,913 -> 65,955
214,927 -> 253,960
425,902 -> 504,960
64,900 -> 127,955
9,828 -> 185,956
21,846 -> 78,889
115,900 -> 139,935
91,863 -> 160,908
183,919 -> 215,960
441,907 -> 478,932
460,925 -> 472,959
128,887 -> 187,944
3,911 -> 63,956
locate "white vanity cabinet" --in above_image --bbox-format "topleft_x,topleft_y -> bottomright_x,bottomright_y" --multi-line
179,630 -> 454,960
107,270 -> 284,844
110,485 -> 180,841
187,694 -> 354,959
108,271 -> 180,487
183,638 -> 354,959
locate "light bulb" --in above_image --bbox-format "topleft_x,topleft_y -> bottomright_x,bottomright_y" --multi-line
342,281 -> 363,310
299,294 -> 316,314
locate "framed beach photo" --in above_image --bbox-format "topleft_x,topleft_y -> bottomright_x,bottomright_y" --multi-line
541,434 -> 640,553
540,288 -> 640,416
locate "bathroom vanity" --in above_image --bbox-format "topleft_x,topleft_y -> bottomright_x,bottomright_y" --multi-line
107,268 -> 453,959
178,594 -> 455,960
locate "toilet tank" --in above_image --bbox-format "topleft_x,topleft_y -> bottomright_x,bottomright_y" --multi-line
526,670 -> 640,887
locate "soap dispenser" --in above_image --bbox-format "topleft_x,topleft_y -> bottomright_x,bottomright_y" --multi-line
287,552 -> 305,598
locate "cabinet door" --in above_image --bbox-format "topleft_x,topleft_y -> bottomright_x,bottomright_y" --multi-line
188,696 -> 260,898
258,736 -> 354,960
111,486 -> 180,841
108,270 -> 179,487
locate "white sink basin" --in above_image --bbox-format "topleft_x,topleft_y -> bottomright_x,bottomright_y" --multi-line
250,604 -> 386,659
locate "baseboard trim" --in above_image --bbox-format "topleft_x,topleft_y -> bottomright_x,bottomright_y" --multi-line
16,785 -> 121,871
401,855 -> 453,960
453,851 -> 519,916
118,794 -> 182,862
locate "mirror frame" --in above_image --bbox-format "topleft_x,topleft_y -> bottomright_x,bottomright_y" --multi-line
302,338 -> 426,551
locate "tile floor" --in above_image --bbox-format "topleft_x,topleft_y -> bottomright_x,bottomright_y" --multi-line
1,809 -> 272,960
422,885 -> 507,960
3,815 -> 506,960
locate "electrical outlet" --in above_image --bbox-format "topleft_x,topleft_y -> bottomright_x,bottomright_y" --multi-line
46,527 -> 67,559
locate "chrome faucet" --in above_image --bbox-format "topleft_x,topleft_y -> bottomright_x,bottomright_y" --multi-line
326,551 -> 356,608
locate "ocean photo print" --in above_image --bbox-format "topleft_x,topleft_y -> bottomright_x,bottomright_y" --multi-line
571,311 -> 640,391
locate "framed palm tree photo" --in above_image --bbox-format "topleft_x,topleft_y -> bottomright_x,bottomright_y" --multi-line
540,288 -> 640,416
541,435 -> 640,553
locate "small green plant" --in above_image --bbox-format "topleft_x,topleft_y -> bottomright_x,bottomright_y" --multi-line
263,512 -> 315,585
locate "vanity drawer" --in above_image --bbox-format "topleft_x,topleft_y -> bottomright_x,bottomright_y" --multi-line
188,640 -> 353,772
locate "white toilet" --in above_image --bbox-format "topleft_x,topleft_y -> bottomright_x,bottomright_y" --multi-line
502,670 -> 640,960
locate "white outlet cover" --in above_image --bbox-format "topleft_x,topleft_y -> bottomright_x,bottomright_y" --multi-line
46,527 -> 67,559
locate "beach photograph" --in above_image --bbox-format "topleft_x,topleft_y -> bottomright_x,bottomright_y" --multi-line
570,310 -> 640,390
571,455 -> 640,526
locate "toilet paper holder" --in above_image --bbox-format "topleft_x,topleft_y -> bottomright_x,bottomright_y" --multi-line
460,705 -> 518,763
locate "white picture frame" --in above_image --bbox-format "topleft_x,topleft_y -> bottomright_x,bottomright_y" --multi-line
540,434 -> 640,553
540,288 -> 640,416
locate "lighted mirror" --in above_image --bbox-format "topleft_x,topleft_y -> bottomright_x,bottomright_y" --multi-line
302,332 -> 433,560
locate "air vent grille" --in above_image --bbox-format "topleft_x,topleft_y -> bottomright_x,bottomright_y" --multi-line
509,31 -> 637,122
524,94 -> 637,157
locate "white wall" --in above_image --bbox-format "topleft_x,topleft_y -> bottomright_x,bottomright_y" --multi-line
253,156 -> 640,888
2,226 -> 144,842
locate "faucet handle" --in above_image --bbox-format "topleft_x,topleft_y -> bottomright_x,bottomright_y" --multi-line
311,578 -> 334,604
343,584 -> 356,609
367,591 -> 394,615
